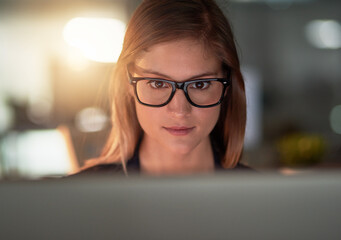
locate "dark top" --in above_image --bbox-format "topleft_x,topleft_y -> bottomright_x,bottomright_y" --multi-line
72,141 -> 253,177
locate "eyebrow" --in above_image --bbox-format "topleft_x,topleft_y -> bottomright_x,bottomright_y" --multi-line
134,66 -> 219,80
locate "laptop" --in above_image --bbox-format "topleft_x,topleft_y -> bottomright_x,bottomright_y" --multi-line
1,171 -> 340,240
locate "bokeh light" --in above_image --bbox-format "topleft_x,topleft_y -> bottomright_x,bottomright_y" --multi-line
1,129 -> 77,178
305,20 -> 341,49
75,107 -> 108,133
330,105 -> 341,134
63,17 -> 126,63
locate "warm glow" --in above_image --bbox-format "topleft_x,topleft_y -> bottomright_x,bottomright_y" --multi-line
63,17 -> 126,63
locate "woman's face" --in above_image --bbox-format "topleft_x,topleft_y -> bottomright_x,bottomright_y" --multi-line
132,39 -> 223,155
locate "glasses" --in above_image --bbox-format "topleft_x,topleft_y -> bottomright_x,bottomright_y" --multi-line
128,70 -> 231,108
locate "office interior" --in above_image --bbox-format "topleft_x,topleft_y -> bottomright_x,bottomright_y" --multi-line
0,0 -> 340,179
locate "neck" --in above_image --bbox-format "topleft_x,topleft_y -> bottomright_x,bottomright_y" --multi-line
139,136 -> 215,175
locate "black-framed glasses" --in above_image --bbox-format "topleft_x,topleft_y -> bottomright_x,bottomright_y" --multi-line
128,69 -> 231,108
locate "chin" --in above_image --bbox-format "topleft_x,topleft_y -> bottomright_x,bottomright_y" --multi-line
163,140 -> 199,156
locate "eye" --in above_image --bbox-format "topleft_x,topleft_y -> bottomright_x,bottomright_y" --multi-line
190,81 -> 211,90
148,80 -> 169,89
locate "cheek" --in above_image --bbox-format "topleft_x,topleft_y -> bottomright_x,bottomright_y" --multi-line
195,106 -> 221,132
135,101 -> 221,134
135,101 -> 160,132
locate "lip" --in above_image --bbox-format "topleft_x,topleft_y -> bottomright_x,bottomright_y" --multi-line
163,126 -> 195,136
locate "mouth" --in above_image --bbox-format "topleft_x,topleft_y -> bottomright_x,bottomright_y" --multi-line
163,126 -> 195,136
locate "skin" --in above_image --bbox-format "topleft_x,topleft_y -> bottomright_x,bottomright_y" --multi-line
131,39 -> 223,175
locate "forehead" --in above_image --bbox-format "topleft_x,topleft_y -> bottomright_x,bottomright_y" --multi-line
133,39 -> 222,80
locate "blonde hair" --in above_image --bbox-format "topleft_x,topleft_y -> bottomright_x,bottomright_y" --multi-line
85,0 -> 246,172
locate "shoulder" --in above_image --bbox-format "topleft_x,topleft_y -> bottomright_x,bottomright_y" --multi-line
217,162 -> 256,172
234,162 -> 254,170
68,151 -> 140,178
68,163 -> 126,177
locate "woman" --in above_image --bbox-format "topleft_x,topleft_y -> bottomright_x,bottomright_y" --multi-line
78,0 -> 248,176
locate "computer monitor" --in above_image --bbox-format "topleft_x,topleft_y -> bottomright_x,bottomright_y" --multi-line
1,171 -> 340,240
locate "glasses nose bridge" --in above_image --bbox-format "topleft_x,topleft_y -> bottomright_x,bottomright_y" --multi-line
174,82 -> 185,90
170,81 -> 188,102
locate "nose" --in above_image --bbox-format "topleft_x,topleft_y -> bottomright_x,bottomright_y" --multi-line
166,89 -> 192,117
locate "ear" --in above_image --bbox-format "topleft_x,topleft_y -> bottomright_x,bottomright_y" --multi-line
224,86 -> 230,97
224,67 -> 232,97
128,84 -> 135,97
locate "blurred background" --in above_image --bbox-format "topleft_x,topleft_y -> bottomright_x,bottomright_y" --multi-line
0,0 -> 340,179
